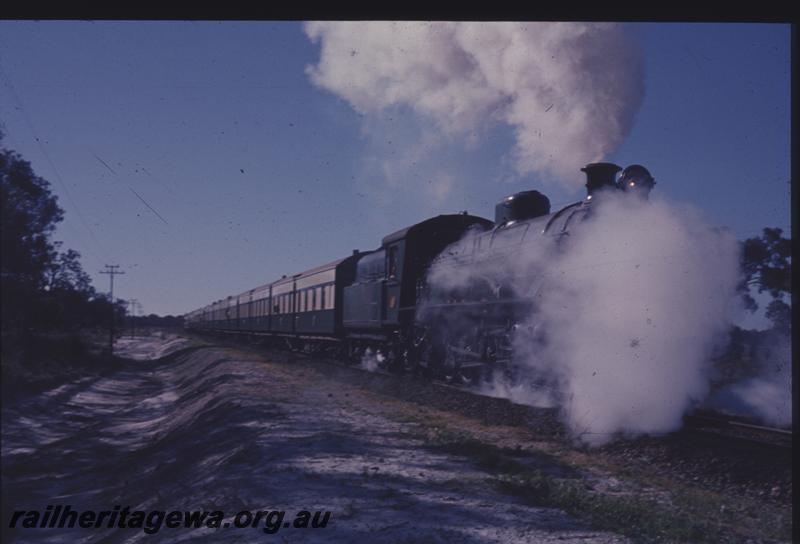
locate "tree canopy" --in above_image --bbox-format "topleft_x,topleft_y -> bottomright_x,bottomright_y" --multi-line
1,137 -> 120,332
0,147 -> 63,288
738,227 -> 792,331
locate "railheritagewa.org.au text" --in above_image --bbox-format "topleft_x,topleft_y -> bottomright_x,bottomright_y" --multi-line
8,505 -> 331,535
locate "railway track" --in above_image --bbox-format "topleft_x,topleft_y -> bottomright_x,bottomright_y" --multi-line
682,411 -> 792,450
203,331 -> 793,451
351,359 -> 793,451
433,376 -> 793,451
340,354 -> 794,452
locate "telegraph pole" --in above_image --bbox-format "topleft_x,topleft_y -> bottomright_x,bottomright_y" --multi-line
100,265 -> 125,354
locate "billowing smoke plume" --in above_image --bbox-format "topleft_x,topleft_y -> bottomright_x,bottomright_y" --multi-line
425,191 -> 742,445
304,22 -> 644,186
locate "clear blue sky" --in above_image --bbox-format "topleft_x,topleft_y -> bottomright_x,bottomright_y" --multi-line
0,22 -> 790,324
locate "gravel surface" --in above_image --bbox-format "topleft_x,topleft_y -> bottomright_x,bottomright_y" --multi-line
254,342 -> 792,510
2,335 -> 630,543
234,338 -> 793,542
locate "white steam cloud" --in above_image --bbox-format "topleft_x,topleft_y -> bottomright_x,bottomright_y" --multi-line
708,330 -> 792,428
304,22 -> 644,186
425,191 -> 742,445
361,348 -> 385,373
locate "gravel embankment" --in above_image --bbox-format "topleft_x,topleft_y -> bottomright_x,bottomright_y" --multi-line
3,334 -> 632,544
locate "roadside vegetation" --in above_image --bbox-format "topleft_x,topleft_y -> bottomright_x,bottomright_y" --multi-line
415,426 -> 792,543
1,133 -> 127,396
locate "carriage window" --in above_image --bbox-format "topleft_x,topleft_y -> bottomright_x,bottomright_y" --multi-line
321,286 -> 327,309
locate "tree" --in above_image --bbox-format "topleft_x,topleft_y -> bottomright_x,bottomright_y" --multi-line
45,243 -> 93,293
0,146 -> 64,289
738,227 -> 791,330
1,136 -> 106,331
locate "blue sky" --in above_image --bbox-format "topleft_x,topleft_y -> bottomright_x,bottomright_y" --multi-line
0,22 -> 790,325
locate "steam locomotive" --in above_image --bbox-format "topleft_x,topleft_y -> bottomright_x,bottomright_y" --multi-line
184,162 -> 655,379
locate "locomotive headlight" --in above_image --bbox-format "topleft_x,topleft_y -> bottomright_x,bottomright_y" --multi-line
618,164 -> 655,198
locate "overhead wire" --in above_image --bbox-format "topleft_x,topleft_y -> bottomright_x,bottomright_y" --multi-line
0,56 -> 110,262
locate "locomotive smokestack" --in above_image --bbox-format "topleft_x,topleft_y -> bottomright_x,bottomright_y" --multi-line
582,162 -> 622,197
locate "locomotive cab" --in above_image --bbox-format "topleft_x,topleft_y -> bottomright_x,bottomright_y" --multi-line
342,214 -> 493,333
